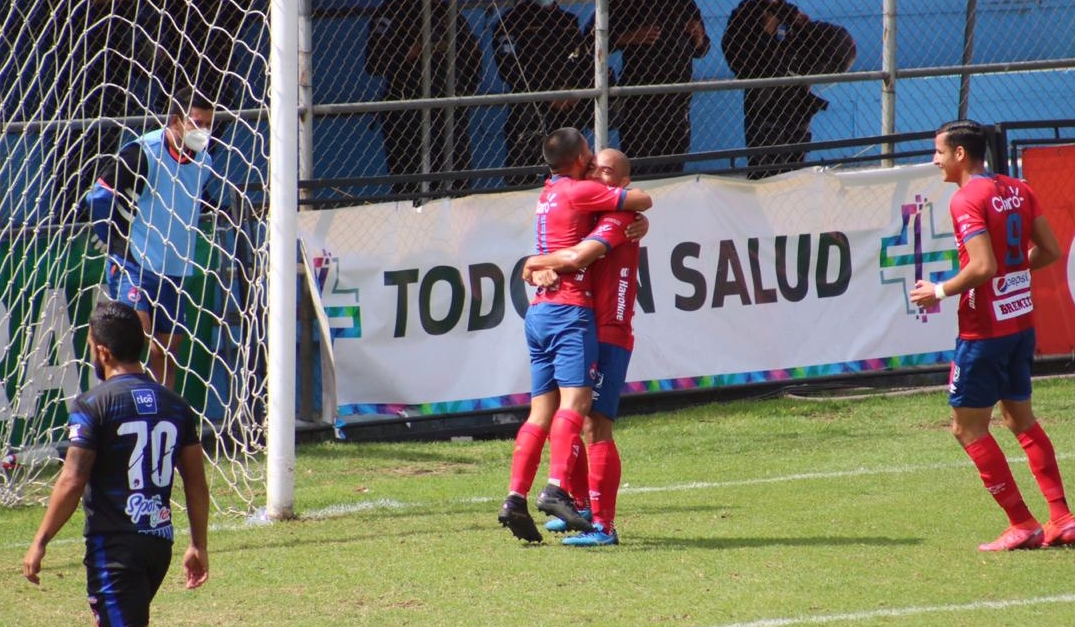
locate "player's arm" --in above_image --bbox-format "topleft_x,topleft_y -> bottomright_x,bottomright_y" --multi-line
23,446 -> 95,585
177,441 -> 210,589
910,231 -> 995,307
622,188 -> 652,212
1028,215 -> 1061,271
526,239 -> 610,276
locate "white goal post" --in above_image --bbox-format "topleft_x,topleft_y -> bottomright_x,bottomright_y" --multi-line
0,1 -> 283,514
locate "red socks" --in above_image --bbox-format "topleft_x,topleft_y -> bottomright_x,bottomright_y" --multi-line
1017,422 -> 1072,521
568,434 -> 590,510
964,434 -> 1035,526
588,440 -> 621,529
547,409 -> 585,486
508,422 -> 547,497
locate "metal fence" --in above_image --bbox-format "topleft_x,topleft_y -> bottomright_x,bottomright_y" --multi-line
301,0 -> 1075,205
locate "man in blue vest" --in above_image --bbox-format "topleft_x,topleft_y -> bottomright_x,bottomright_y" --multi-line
83,87 -> 216,390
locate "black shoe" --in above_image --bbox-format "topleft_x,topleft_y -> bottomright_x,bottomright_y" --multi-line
536,484 -> 594,532
498,495 -> 543,543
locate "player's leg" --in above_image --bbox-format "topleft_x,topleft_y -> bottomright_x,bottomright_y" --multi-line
950,337 -> 1041,551
536,306 -> 597,531
147,274 -> 186,391
999,329 -> 1075,546
564,343 -> 629,546
84,534 -> 171,627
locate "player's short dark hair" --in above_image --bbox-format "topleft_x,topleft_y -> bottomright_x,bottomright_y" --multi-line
168,87 -> 215,119
937,119 -> 988,162
542,127 -> 587,173
89,300 -> 145,363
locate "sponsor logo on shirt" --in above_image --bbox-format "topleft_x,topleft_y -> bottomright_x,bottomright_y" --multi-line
69,423 -> 85,441
993,270 -> 1031,295
993,293 -> 1033,321
131,389 -> 158,415
125,493 -> 172,528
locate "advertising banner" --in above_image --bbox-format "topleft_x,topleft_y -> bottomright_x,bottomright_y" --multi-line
299,164 -> 968,416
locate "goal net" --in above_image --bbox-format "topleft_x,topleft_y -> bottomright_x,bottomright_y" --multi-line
0,1 -> 270,512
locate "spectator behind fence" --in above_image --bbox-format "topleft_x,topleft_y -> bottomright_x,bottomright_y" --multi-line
495,0 -> 593,187
365,0 -> 482,196
150,0 -> 253,151
722,0 -> 855,179
605,0 -> 710,177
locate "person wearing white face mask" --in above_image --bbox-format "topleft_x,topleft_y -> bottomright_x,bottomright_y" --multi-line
82,87 -> 218,390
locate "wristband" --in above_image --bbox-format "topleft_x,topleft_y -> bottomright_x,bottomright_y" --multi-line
934,283 -> 947,301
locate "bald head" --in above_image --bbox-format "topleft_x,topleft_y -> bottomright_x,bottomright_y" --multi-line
590,148 -> 631,187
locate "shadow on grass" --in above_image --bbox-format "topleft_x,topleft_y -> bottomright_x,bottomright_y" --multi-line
625,534 -> 924,550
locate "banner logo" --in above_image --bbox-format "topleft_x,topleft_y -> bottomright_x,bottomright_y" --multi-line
879,194 -> 958,322
313,250 -> 362,340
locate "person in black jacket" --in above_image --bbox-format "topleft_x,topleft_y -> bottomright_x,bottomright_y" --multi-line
607,0 -> 711,177
722,0 -> 852,179
365,0 -> 482,196
495,0 -> 591,187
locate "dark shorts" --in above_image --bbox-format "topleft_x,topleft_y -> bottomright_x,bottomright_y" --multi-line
591,342 -> 632,420
525,303 -> 598,396
948,328 -> 1035,408
84,533 -> 172,627
108,257 -> 185,335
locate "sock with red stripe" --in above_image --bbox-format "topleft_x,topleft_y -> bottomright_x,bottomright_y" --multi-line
964,434 -> 1036,526
508,422 -> 547,497
588,439 -> 622,530
1017,422 -> 1072,521
547,409 -> 585,486
568,434 -> 590,510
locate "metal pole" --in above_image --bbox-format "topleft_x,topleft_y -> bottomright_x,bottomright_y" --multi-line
593,0 -> 610,151
267,0 -> 299,520
421,0 -> 433,198
881,0 -> 897,167
297,0 -> 315,423
445,0 -> 458,182
958,0 -> 978,120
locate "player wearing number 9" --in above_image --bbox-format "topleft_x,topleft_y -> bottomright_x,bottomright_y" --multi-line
909,120 -> 1075,552
23,300 -> 210,626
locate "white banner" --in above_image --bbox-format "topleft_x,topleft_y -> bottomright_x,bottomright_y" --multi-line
297,164 -> 960,416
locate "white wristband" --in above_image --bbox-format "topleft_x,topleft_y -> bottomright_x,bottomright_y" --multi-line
934,283 -> 947,301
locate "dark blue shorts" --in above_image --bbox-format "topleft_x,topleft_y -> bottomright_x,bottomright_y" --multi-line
948,328 -> 1035,408
108,257 -> 185,335
592,342 -> 632,420
525,303 -> 597,396
84,533 -> 172,627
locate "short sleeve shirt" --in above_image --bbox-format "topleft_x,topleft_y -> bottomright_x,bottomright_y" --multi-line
67,373 -> 200,542
950,174 -> 1042,339
585,213 -> 641,350
533,176 -> 627,308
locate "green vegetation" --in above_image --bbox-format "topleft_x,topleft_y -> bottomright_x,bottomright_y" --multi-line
4,378 -> 1075,626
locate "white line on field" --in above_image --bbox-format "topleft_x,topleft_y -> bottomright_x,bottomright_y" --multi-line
4,452 -> 1073,550
709,594 -> 1075,627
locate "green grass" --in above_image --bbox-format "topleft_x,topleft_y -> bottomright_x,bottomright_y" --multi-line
5,378 -> 1075,626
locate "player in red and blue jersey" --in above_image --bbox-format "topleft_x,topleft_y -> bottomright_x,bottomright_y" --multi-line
911,119 -> 1074,551
526,149 -> 642,547
499,130 -> 651,542
24,301 -> 210,626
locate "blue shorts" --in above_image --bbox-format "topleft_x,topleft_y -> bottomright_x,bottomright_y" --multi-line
592,342 -> 632,420
525,303 -> 597,396
108,257 -> 185,335
948,328 -> 1035,407
84,533 -> 172,627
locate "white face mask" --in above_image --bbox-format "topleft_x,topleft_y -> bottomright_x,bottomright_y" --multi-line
183,128 -> 211,153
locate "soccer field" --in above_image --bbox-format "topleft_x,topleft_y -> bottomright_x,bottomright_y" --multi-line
4,377 -> 1075,626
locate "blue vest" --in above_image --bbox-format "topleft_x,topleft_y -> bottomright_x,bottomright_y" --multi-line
126,129 -> 212,277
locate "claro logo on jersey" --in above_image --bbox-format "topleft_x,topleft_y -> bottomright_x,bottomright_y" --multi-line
131,388 -> 158,415
993,270 -> 1030,295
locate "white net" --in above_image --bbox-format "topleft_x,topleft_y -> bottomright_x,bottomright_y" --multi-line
0,0 -> 270,513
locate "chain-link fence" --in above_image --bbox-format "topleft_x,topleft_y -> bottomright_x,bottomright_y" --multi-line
305,0 -> 1075,203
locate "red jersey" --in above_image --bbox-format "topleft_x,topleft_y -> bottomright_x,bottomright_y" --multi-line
532,175 -> 627,307
949,174 -> 1042,340
587,213 -> 640,350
